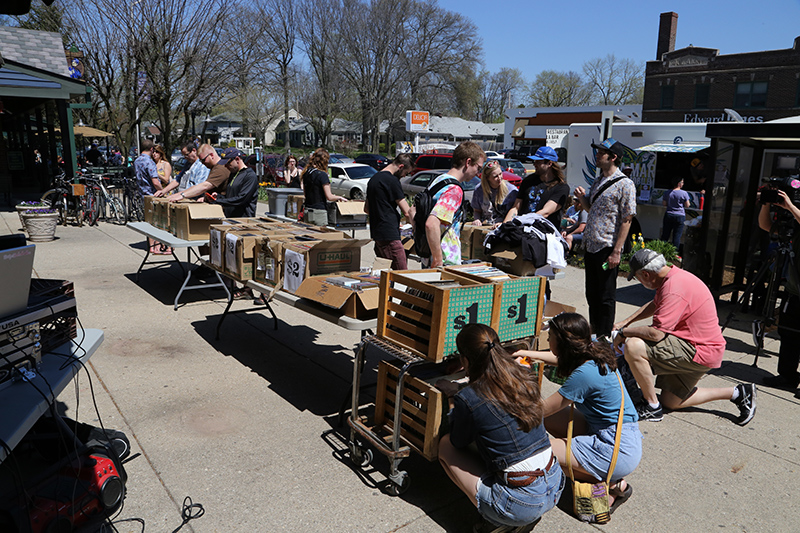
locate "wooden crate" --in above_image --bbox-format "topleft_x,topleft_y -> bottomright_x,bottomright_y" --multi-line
374,360 -> 447,461
377,269 -> 497,362
444,264 -> 547,343
70,183 -> 86,196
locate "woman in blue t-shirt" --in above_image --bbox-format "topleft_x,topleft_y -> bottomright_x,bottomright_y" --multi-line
661,176 -> 691,249
438,324 -> 564,531
515,312 -> 642,514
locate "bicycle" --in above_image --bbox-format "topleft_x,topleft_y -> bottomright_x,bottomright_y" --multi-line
122,173 -> 145,222
82,173 -> 126,225
41,171 -> 84,227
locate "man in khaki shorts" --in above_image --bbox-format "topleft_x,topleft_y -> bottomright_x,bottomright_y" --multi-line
613,249 -> 757,426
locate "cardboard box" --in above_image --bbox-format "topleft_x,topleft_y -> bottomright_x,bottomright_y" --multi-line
151,198 -> 171,230
376,269 -> 497,362
208,224 -> 265,271
327,201 -> 368,227
223,230 -> 266,280
254,235 -> 321,287
287,195 -> 304,220
168,202 -> 225,241
536,300 -> 578,348
281,238 -> 371,293
143,196 -> 155,225
294,274 -> 380,319
490,247 -> 538,276
471,227 -> 494,261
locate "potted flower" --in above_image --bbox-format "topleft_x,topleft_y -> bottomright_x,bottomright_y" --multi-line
15,201 -> 51,227
20,208 -> 59,242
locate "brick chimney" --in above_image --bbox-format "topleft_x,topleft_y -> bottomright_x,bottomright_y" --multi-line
657,12 -> 678,60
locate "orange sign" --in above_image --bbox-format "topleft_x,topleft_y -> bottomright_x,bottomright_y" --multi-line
406,110 -> 430,132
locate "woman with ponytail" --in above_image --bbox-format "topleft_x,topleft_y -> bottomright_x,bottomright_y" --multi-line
438,324 -> 564,532
514,312 -> 642,513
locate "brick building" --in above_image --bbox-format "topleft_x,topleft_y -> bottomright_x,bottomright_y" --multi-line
642,12 -> 800,123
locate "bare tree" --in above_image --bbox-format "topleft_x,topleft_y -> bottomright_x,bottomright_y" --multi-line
583,54 -> 644,105
475,68 -> 525,123
257,0 -> 296,150
63,0 -> 233,153
527,70 -> 592,107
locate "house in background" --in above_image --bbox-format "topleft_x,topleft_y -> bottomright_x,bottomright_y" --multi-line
264,108 -> 300,146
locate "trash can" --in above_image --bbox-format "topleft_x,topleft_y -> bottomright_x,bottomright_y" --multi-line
266,187 -> 303,217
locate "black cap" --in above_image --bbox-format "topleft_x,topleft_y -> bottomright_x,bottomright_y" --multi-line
591,137 -> 626,162
218,147 -> 246,165
627,249 -> 662,281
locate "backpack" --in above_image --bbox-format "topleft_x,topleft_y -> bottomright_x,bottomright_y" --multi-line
412,177 -> 461,259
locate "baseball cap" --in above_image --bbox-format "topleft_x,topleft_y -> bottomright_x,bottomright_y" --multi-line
591,137 -> 626,162
529,146 -> 558,162
218,147 -> 246,165
627,249 -> 662,281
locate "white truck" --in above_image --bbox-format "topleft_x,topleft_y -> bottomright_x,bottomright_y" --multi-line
559,121 -> 711,241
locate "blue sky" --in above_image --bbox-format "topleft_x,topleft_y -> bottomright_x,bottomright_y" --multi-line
435,0 -> 800,80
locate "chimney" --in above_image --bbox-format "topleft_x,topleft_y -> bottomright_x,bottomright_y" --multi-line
657,12 -> 678,60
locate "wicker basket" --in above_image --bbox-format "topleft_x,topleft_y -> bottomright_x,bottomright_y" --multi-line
21,211 -> 59,242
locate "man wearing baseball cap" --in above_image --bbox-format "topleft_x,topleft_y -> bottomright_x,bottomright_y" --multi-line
612,249 -> 756,425
206,147 -> 259,217
573,138 -> 637,337
503,146 -> 569,227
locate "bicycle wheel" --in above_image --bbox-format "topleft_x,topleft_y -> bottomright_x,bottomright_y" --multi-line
109,197 -> 127,225
84,187 -> 100,225
41,190 -> 66,225
75,196 -> 84,227
129,191 -> 144,222
61,196 -> 69,226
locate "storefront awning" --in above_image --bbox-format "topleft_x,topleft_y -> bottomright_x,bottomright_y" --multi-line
635,142 -> 710,153
74,125 -> 115,137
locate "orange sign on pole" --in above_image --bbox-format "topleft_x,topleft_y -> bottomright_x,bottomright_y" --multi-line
406,110 -> 430,132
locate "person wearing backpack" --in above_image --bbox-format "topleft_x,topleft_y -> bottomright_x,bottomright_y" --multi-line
573,138 -> 637,337
414,142 -> 485,267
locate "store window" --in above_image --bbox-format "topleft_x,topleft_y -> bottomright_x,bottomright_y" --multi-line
695,84 -> 710,109
660,85 -> 674,109
734,81 -> 768,108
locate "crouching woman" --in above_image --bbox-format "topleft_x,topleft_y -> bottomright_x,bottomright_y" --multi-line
438,324 -> 564,531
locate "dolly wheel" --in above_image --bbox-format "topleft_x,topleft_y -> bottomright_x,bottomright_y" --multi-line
350,445 -> 373,468
387,471 -> 410,496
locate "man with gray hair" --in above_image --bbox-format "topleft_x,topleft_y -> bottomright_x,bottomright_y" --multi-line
613,249 -> 757,425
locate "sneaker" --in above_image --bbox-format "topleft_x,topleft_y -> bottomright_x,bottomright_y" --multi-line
636,402 -> 663,422
732,384 -> 757,426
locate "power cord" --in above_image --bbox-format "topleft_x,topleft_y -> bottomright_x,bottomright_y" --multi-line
171,496 -> 205,533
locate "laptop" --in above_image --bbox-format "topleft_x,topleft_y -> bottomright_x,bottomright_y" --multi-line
0,235 -> 35,320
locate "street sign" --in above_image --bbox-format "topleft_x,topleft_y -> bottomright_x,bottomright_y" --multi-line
406,110 -> 429,132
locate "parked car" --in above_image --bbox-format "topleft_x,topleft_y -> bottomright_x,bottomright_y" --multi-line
171,149 -> 182,165
354,153 -> 389,170
414,153 -> 453,174
328,163 -> 377,199
484,150 -> 502,158
501,170 -> 522,187
245,153 -> 284,183
329,153 -> 354,164
491,157 -> 527,178
399,169 -> 481,216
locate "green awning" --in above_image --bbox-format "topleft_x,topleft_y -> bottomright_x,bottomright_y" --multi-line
635,142 -> 710,153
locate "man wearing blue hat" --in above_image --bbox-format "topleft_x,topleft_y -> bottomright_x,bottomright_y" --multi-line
502,146 -> 569,229
205,147 -> 259,218
573,138 -> 637,337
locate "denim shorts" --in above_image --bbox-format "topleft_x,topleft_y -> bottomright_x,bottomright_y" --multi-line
476,456 -> 565,527
569,421 -> 643,483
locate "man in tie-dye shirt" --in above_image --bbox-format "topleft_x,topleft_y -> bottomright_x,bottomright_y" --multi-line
421,141 -> 486,267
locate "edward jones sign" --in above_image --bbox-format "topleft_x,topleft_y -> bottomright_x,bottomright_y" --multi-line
406,110 -> 430,132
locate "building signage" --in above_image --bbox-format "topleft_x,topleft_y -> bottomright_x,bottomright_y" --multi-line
684,112 -> 763,123
406,110 -> 430,132
546,128 -> 569,148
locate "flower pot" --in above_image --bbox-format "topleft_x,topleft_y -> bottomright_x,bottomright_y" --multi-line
16,204 -> 51,228
21,211 -> 59,242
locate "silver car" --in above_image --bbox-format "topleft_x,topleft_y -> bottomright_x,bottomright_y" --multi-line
399,170 -> 480,216
328,163 -> 377,199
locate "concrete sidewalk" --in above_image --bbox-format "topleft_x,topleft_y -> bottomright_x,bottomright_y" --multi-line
2,205 -> 798,532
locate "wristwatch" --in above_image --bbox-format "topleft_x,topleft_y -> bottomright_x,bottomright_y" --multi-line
617,327 -> 626,338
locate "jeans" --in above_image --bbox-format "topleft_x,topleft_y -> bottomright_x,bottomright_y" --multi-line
477,458 -> 565,527
661,213 -> 685,249
584,247 -> 618,337
374,239 -> 407,270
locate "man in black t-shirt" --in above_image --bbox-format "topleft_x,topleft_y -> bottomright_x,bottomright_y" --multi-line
206,147 -> 259,218
365,153 -> 415,269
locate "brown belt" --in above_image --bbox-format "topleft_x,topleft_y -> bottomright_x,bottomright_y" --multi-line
501,454 -> 557,487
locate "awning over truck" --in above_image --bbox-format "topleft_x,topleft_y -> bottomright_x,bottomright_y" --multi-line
635,142 -> 710,153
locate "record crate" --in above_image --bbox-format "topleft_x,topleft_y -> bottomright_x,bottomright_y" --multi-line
376,269 -> 497,362
444,263 -> 546,343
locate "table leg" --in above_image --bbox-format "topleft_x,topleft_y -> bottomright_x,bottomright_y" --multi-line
135,248 -> 151,283
215,281 -> 235,340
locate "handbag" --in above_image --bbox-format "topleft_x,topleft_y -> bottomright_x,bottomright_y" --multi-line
566,372 -> 625,524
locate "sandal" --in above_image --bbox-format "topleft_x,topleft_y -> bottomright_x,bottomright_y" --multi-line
232,288 -> 253,300
609,480 -> 633,515
253,294 -> 267,305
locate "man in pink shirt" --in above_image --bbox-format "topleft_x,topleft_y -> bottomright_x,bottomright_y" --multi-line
613,249 -> 756,426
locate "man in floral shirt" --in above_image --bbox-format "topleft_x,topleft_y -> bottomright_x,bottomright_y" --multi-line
573,138 -> 637,336
423,141 -> 485,267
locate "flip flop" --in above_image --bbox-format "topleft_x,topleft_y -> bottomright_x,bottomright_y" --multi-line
609,481 -> 633,515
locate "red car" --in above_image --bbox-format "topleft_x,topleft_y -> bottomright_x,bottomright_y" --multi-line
501,170 -> 522,187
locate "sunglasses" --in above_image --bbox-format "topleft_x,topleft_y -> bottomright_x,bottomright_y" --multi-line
199,153 -> 213,163
483,160 -> 499,170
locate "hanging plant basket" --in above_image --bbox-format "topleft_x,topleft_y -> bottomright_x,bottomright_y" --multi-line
21,209 -> 59,242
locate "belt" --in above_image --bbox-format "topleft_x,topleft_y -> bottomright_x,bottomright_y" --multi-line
500,454 -> 557,487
